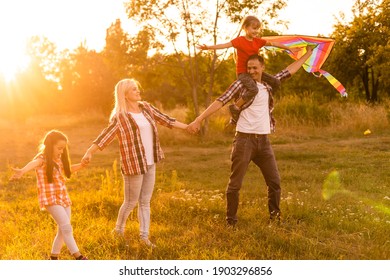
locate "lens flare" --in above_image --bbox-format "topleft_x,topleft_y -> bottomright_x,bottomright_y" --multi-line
322,170 -> 390,216
322,170 -> 344,200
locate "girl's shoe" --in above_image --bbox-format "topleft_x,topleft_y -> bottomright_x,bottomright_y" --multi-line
76,255 -> 88,260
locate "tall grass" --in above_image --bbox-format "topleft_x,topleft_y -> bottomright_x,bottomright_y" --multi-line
275,94 -> 388,127
0,96 -> 389,260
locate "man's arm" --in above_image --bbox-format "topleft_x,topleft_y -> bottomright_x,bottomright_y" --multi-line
285,46 -> 314,76
187,100 -> 223,133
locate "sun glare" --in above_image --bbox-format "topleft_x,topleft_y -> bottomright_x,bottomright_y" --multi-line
0,45 -> 30,83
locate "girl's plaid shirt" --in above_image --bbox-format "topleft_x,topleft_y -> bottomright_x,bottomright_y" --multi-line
93,101 -> 176,175
216,69 -> 291,132
35,155 -> 71,210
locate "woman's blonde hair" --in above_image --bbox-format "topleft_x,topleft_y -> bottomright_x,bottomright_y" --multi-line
109,78 -> 141,120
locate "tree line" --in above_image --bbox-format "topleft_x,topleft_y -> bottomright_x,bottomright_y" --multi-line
0,0 -> 389,122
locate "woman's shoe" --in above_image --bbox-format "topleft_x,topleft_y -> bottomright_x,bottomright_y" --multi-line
112,229 -> 125,238
140,238 -> 156,248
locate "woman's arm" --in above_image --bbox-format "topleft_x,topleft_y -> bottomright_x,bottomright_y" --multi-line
172,121 -> 188,130
81,118 -> 118,166
81,144 -> 99,165
10,158 -> 43,180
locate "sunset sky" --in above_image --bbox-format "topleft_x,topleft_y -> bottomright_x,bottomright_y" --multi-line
0,0 -> 355,81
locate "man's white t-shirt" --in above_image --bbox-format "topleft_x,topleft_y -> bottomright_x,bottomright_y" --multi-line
236,82 -> 271,134
130,112 -> 155,165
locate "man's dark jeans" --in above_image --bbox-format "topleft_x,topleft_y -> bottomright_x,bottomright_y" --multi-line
226,132 -> 281,225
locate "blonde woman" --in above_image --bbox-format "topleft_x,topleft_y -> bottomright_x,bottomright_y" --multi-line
82,79 -> 188,247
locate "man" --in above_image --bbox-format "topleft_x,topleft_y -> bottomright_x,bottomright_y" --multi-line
188,46 -> 314,227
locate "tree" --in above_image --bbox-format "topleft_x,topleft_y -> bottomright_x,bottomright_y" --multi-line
102,19 -> 132,81
367,0 -> 390,95
125,0 -> 286,132
58,43 -> 114,113
55,20 -> 158,114
329,0 -> 389,102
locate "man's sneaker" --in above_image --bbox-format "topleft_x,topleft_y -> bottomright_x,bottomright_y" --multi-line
269,212 -> 281,226
262,72 -> 281,92
226,219 -> 238,230
228,104 -> 240,124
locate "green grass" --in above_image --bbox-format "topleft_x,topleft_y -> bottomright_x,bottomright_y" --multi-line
0,102 -> 389,260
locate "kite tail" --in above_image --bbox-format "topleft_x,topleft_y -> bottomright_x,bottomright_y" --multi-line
317,69 -> 348,97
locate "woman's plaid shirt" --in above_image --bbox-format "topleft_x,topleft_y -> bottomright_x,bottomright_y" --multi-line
216,69 -> 291,132
93,101 -> 176,175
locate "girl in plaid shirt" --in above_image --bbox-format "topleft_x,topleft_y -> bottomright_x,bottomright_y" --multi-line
82,78 -> 188,248
11,130 -> 88,260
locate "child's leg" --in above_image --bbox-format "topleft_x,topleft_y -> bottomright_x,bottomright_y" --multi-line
115,174 -> 143,235
237,73 -> 258,105
50,223 -> 65,258
228,73 -> 258,124
261,72 -> 281,92
46,205 -> 82,258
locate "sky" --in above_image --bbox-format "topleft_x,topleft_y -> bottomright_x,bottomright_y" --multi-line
0,0 -> 356,81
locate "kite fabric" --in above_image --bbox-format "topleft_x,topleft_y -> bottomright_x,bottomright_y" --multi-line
263,35 -> 347,97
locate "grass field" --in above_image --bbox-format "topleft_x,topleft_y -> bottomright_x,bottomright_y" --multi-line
0,101 -> 389,260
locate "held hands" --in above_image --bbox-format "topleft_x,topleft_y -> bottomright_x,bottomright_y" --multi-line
187,119 -> 202,134
10,168 -> 24,180
81,152 -> 92,166
80,160 -> 89,168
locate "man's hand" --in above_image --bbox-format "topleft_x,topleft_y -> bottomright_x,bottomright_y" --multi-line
187,119 -> 201,134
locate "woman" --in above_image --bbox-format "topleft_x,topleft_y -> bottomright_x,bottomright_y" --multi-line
82,78 -> 188,247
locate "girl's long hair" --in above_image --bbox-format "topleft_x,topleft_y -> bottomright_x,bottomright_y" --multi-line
109,78 -> 142,121
37,130 -> 71,183
233,16 -> 262,63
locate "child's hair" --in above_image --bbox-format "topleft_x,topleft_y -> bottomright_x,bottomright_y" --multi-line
238,15 -> 261,37
109,78 -> 143,120
37,130 -> 71,183
234,16 -> 262,64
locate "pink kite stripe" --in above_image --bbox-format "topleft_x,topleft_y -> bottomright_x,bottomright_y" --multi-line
263,35 -> 347,97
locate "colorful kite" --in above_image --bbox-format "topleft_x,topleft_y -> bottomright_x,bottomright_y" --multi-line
263,35 -> 347,97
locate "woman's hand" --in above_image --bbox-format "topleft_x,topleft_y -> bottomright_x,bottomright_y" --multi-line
81,152 -> 92,166
187,119 -> 201,134
10,167 -> 24,180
